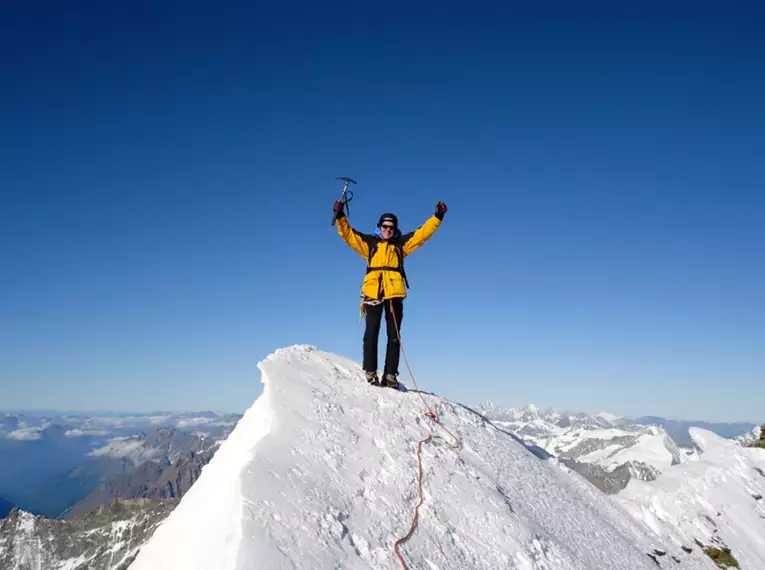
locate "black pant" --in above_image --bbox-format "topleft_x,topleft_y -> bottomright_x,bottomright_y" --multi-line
363,299 -> 403,376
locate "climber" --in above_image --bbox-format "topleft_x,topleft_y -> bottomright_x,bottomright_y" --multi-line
333,199 -> 447,388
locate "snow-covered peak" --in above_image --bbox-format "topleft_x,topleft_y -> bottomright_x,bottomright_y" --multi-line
594,411 -> 623,425
735,425 -> 761,447
479,403 -> 685,489
550,424 -> 682,467
478,404 -> 624,433
129,346 -> 705,570
618,428 -> 765,569
688,427 -> 723,453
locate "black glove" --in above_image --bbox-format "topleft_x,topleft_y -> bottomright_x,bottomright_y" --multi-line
333,200 -> 345,218
435,201 -> 447,220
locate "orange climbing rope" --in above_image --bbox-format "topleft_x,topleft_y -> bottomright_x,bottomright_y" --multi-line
388,299 -> 461,570
393,432 -> 432,568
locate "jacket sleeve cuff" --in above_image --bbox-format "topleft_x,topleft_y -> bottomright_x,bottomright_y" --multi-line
435,212 -> 445,221
336,209 -> 346,219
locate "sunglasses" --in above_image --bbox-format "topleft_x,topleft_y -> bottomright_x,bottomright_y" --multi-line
381,224 -> 396,230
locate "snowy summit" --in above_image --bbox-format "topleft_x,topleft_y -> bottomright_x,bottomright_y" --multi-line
129,346 -> 710,570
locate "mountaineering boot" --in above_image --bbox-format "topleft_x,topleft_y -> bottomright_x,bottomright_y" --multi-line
365,371 -> 381,386
383,373 -> 399,390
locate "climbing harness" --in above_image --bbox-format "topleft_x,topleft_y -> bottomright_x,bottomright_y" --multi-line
359,239 -> 411,321
388,299 -> 461,570
331,176 -> 356,226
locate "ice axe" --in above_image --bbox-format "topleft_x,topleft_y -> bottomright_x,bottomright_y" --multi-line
331,177 -> 357,226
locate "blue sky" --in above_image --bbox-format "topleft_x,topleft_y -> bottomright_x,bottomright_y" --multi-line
1,1 -> 763,421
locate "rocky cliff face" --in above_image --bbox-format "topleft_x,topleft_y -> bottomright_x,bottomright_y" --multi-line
0,414 -> 236,568
0,500 -> 176,570
143,448 -> 214,500
67,444 -> 218,517
0,437 -> 221,568
561,459 -> 660,494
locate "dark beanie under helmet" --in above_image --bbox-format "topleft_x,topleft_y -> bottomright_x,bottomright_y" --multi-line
377,212 -> 398,227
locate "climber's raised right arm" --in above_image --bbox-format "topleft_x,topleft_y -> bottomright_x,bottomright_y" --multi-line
335,202 -> 371,259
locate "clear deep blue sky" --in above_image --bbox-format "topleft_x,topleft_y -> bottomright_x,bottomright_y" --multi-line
2,1 -> 763,421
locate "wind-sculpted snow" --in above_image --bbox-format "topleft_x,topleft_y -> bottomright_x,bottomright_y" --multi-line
130,345 -> 707,570
617,428 -> 765,569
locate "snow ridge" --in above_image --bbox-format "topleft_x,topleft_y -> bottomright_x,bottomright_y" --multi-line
128,376 -> 274,570
129,346 -> 706,570
618,427 -> 765,570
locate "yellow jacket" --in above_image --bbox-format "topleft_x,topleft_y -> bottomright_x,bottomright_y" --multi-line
336,213 -> 442,300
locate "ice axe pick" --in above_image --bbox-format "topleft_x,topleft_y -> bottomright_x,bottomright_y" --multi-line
331,177 -> 357,226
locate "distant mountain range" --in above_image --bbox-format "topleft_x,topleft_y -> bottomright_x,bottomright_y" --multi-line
123,347 -> 765,570
0,401 -> 759,569
0,413 -> 235,569
66,433 -> 219,517
476,404 -> 755,493
0,412 -> 240,517
0,410 -> 241,441
631,415 -> 756,447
